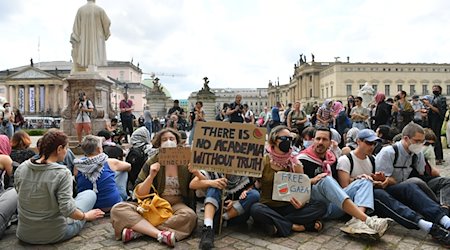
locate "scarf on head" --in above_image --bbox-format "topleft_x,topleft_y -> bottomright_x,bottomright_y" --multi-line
300,146 -> 336,175
321,99 -> 333,109
0,135 -> 11,155
74,153 -> 108,193
332,102 -> 345,116
265,145 -> 300,172
374,92 -> 386,104
130,127 -> 151,148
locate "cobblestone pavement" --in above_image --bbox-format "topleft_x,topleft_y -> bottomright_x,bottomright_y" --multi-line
2,149 -> 450,250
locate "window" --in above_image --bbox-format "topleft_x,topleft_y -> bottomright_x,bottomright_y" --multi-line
321,89 -> 324,98
385,85 -> 390,97
119,71 -> 125,81
359,84 -> 364,90
447,85 -> 450,95
397,85 -> 403,92
330,86 -> 333,97
310,89 -> 313,97
372,85 -> 377,92
346,85 -> 352,96
130,95 -> 135,99
422,85 -> 428,95
326,88 -> 329,98
310,75 -> 313,82
409,85 -> 416,96
0,88 -> 4,94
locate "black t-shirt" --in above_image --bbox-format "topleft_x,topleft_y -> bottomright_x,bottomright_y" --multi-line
299,158 -> 338,179
228,102 -> 244,123
168,106 -> 184,116
103,145 -> 124,160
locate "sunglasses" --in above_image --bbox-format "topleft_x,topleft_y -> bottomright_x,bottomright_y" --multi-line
424,141 -> 435,146
276,136 -> 294,141
364,140 -> 377,146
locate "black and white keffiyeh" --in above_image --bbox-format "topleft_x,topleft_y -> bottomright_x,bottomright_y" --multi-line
74,153 -> 108,193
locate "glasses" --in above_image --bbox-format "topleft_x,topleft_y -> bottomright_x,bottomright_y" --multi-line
364,140 -> 377,146
276,136 -> 294,141
410,138 -> 425,144
424,141 -> 435,146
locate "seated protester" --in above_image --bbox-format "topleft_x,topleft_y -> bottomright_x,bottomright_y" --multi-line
10,130 -> 37,164
98,130 -> 124,160
0,135 -> 17,239
178,130 -> 188,146
373,125 -> 394,156
301,126 -> 316,150
110,128 -> 197,247
74,135 -> 131,210
375,124 -> 450,245
106,118 -> 125,145
14,129 -> 104,244
316,99 -> 334,128
191,171 -> 260,249
330,128 -> 343,158
35,137 -> 77,174
250,126 -> 327,237
297,127 -> 392,239
127,126 -> 154,187
341,127 -> 359,155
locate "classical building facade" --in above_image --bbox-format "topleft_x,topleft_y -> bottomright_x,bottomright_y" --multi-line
268,61 -> 450,108
0,60 -> 145,117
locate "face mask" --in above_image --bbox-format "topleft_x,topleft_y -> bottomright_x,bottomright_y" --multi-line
408,143 -> 423,154
303,140 -> 313,148
433,90 -> 440,96
278,140 -> 292,153
348,99 -> 353,103
161,140 -> 177,148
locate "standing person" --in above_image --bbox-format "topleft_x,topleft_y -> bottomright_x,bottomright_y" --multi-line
373,92 -> 392,130
392,91 -> 414,131
226,94 -> 244,123
423,85 -> 447,165
258,107 -> 270,127
269,102 -> 282,132
119,92 -> 134,143
333,101 -> 350,136
283,103 -> 292,125
215,103 -> 229,121
445,108 -> 450,149
0,103 -> 14,139
346,95 -> 356,118
72,92 -> 94,146
189,101 -> 205,146
243,104 -> 255,124
12,108 -> 25,132
70,0 -> 111,72
316,99 -> 334,128
14,129 -> 104,244
143,110 -> 152,136
350,97 -> 370,130
411,95 -> 426,127
287,101 -> 308,135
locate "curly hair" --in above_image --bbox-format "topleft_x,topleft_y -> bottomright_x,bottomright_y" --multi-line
11,130 -> 32,150
151,128 -> 181,148
38,129 -> 68,163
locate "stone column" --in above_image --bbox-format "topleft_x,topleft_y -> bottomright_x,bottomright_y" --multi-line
8,85 -> 13,105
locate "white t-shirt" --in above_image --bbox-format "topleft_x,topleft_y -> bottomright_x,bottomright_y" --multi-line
76,100 -> 93,123
336,151 -> 373,178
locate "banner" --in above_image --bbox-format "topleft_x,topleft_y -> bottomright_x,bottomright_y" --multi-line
18,88 -> 24,113
40,86 -> 45,112
272,172 -> 311,204
159,147 -> 191,166
29,87 -> 35,113
191,121 -> 266,177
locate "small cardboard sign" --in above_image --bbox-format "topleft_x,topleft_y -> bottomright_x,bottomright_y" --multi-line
159,147 -> 191,166
272,172 -> 311,203
191,121 -> 267,177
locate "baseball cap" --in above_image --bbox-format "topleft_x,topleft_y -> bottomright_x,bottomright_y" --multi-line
356,129 -> 381,142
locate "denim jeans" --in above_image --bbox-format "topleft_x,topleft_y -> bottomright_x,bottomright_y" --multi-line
61,190 -> 96,241
0,188 -> 17,239
144,121 -> 152,136
204,187 -> 260,225
188,121 -> 196,146
383,182 -> 447,225
114,171 -> 128,201
250,200 -> 327,237
310,176 -> 374,219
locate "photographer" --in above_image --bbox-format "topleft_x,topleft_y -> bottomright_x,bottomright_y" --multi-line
72,92 -> 94,146
226,94 -> 244,123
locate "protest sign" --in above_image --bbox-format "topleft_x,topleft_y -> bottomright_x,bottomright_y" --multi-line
159,147 -> 191,166
272,172 -> 311,204
191,121 -> 267,177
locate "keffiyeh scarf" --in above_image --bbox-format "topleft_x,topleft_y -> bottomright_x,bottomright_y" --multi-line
74,153 -> 108,193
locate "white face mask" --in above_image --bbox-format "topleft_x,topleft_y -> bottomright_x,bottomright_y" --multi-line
408,143 -> 423,154
161,140 -> 177,148
303,140 -> 313,148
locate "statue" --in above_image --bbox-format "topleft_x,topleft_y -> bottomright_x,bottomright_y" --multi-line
202,77 -> 211,92
303,55 -> 306,63
152,78 -> 162,93
358,82 -> 375,108
30,58 -> 34,67
311,53 -> 315,62
70,0 -> 111,73
299,53 -> 304,64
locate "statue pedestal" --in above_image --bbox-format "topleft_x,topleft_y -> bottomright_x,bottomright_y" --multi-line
145,92 -> 170,119
61,72 -> 115,137
196,90 -> 216,121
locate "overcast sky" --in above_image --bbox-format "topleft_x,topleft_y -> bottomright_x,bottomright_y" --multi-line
1,0 -> 449,99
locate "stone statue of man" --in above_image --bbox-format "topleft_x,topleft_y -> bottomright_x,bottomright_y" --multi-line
70,0 -> 111,72
358,82 -> 375,108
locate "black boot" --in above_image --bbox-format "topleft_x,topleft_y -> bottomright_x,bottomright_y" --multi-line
199,225 -> 214,250
429,223 -> 450,247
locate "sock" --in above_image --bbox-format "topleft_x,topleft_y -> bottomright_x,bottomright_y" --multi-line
222,212 -> 230,221
418,219 -> 432,233
204,218 -> 213,228
157,232 -> 163,242
440,216 -> 450,229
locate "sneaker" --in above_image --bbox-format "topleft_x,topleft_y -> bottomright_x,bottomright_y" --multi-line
199,225 -> 214,250
158,230 -> 176,247
429,224 -> 450,247
340,217 -> 379,240
122,228 -> 142,243
365,216 -> 393,237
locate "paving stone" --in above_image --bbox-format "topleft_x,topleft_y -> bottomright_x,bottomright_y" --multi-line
296,241 -> 322,250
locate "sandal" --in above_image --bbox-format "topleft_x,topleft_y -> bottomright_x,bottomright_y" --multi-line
304,220 -> 324,232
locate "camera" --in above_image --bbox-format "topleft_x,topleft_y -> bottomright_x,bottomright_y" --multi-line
78,92 -> 85,102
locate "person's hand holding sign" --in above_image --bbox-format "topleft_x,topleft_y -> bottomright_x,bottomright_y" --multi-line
210,178 -> 228,190
290,197 -> 304,209
150,162 -> 161,178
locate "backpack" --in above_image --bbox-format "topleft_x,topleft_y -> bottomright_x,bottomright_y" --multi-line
392,144 -> 418,170
331,153 -> 375,182
126,146 -> 147,188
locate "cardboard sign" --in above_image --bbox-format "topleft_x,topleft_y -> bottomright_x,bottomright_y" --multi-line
191,121 -> 267,177
272,172 -> 311,203
159,147 -> 191,166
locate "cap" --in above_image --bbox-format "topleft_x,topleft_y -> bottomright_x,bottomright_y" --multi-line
412,95 -> 419,99
356,129 -> 381,142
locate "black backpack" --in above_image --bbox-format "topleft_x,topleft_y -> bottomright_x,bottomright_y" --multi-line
125,146 -> 147,188
391,144 -> 418,170
332,153 -> 376,182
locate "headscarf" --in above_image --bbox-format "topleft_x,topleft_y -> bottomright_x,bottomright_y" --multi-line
374,92 -> 386,104
332,101 -> 345,116
265,145 -> 300,172
346,127 -> 360,149
74,153 -> 108,193
130,126 -> 151,148
0,135 -> 11,155
321,99 -> 333,109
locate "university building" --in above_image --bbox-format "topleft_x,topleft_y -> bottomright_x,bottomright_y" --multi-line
267,60 -> 450,108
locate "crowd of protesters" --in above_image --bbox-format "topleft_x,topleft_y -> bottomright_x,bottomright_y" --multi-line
0,85 -> 449,248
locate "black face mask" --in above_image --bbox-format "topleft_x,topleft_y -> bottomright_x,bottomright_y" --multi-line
433,90 -> 440,96
279,140 -> 292,153
348,99 -> 353,103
